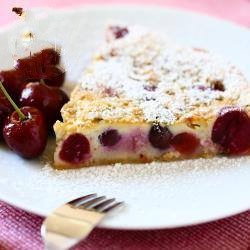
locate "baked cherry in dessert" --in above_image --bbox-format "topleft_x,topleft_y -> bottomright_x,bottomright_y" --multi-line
0,81 -> 47,158
171,132 -> 200,155
19,81 -> 69,128
212,107 -> 250,154
148,123 -> 172,150
99,129 -> 121,147
108,26 -> 129,39
59,133 -> 90,164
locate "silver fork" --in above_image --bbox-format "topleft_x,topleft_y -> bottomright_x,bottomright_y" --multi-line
41,194 -> 124,250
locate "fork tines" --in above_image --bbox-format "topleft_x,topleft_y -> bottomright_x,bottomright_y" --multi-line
69,194 -> 123,213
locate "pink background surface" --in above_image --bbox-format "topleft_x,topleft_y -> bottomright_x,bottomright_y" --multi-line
1,0 -> 250,27
0,0 -> 250,249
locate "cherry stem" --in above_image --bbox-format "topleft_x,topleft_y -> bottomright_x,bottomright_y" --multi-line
0,81 -> 26,121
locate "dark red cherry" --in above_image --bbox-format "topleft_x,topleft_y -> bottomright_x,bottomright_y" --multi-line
15,56 -> 43,82
0,82 -> 14,139
226,121 -> 250,154
148,123 -> 173,149
59,133 -> 90,164
15,48 -> 63,86
0,70 -> 25,101
0,90 -> 13,116
171,132 -> 200,155
109,26 -> 129,39
0,91 -> 14,135
38,48 -> 60,66
16,48 -> 60,72
42,66 -> 65,87
0,113 -> 9,138
0,113 -> 4,136
3,106 -> 47,158
99,129 -> 121,147
16,64 -> 65,87
212,107 -> 250,154
19,82 -> 69,127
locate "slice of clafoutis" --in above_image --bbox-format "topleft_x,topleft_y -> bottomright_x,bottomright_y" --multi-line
53,25 -> 250,169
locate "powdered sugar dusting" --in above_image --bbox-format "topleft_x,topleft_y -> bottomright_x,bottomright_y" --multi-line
41,156 -> 250,184
80,25 -> 249,124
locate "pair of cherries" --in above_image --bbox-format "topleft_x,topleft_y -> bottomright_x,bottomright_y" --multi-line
0,48 -> 68,158
148,124 -> 200,155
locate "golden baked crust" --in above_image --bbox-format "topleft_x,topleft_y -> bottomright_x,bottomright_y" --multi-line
54,152 -> 215,170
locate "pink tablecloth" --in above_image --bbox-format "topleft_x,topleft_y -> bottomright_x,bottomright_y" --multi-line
0,1 -> 250,249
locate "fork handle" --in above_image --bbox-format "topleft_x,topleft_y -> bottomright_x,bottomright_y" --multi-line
44,231 -> 79,250
42,217 -> 94,250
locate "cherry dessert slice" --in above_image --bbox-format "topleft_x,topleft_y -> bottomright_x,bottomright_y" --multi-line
59,133 -> 90,164
171,132 -> 200,155
212,107 -> 250,154
99,129 -> 121,147
148,123 -> 173,150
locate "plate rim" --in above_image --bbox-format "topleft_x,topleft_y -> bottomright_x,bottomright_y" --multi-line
0,4 -> 249,230
0,190 -> 249,230
1,4 -> 249,34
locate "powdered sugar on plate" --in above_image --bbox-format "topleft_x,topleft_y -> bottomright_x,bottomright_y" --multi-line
30,141 -> 249,218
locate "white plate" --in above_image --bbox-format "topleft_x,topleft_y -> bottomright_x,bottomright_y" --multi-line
0,5 -> 250,230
